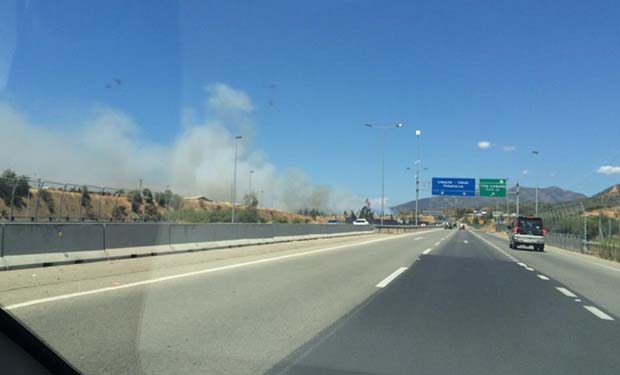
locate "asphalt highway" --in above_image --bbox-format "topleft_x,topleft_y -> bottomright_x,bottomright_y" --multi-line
2,228 -> 619,375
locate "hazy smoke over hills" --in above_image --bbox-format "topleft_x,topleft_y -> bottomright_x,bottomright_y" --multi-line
0,83 -> 362,212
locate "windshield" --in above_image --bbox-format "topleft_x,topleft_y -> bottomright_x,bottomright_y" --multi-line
1,1 -> 619,375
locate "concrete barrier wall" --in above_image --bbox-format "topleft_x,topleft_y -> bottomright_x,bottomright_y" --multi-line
2,223 -> 107,268
170,224 -> 218,244
3,224 -> 105,254
105,223 -> 170,249
0,223 -> 374,269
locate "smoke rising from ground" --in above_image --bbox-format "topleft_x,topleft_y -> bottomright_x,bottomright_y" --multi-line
0,83 -> 363,213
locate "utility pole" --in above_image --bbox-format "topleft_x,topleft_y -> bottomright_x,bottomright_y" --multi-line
516,182 -> 520,217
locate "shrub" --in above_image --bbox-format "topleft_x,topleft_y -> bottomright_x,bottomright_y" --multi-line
40,189 -> 55,214
142,188 -> 154,204
128,190 -> 143,213
81,185 -> 92,208
0,169 -> 30,207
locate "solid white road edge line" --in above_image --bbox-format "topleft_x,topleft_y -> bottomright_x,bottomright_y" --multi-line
583,306 -> 614,321
376,267 -> 408,288
468,231 -> 515,261
556,287 -> 578,298
6,231 -> 436,310
414,237 -> 423,241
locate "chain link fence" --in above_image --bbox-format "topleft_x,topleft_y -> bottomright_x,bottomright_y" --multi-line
0,173 -> 183,223
540,195 -> 620,261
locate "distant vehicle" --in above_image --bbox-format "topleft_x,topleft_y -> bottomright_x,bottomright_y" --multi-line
326,219 -> 341,224
508,216 -> 546,251
444,222 -> 453,229
459,224 -> 466,230
353,218 -> 369,225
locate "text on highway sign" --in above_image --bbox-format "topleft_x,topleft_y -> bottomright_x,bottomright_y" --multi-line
479,178 -> 507,197
432,178 -> 476,196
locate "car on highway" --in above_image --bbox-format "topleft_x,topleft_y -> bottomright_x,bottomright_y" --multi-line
459,224 -> 466,230
352,218 -> 369,225
326,219 -> 341,224
508,216 -> 546,251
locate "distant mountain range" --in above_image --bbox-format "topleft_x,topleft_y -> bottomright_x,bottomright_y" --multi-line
390,186 -> 588,214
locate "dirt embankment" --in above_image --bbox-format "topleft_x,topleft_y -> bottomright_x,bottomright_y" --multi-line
0,189 -> 313,223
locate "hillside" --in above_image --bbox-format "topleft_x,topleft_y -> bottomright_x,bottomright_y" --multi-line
391,185 -> 587,214
0,188 -> 314,224
591,184 -> 620,200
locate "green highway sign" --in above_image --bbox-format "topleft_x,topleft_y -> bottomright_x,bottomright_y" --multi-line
479,178 -> 507,197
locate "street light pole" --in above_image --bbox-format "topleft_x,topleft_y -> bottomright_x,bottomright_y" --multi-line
381,130 -> 385,225
249,170 -> 254,195
423,167 -> 430,215
232,135 -> 243,223
516,182 -> 520,217
365,123 -> 403,225
415,129 -> 421,226
532,150 -> 540,216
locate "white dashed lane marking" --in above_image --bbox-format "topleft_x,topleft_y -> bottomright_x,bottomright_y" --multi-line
471,231 -> 616,322
556,287 -> 578,298
584,306 -> 614,321
422,248 -> 432,255
376,267 -> 408,288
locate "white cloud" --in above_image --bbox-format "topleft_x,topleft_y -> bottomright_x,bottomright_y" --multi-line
0,83 -> 363,213
477,141 -> 491,149
502,145 -> 516,152
206,83 -> 254,114
522,170 -> 529,175
597,165 -> 620,175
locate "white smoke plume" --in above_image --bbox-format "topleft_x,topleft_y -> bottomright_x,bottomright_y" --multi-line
0,83 -> 363,213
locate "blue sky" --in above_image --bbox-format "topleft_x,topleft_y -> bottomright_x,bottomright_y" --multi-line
1,0 -> 620,210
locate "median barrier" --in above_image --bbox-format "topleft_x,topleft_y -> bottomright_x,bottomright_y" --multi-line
0,223 -> 375,270
170,224 -> 218,252
105,223 -> 172,258
0,224 -> 6,269
2,223 -> 107,268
